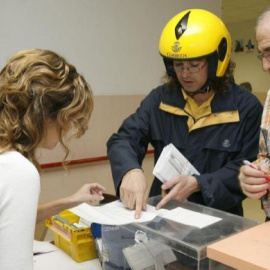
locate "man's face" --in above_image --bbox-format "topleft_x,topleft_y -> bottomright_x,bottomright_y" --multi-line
256,17 -> 270,72
173,59 -> 208,93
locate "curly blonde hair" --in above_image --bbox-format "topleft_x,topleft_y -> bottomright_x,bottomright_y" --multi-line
0,49 -> 93,170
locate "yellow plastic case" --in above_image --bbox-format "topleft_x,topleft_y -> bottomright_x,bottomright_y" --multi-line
46,209 -> 97,262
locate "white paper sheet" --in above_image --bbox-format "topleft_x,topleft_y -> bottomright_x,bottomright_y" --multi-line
70,200 -> 169,225
161,207 -> 222,228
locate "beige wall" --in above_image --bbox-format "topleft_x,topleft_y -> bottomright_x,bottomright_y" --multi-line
253,91 -> 267,105
0,0 -> 221,96
227,20 -> 270,94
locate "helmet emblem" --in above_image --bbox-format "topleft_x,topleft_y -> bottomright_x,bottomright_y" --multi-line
171,42 -> 181,52
175,11 -> 190,40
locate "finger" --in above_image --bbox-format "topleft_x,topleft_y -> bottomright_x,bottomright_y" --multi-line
90,188 -> 104,196
134,193 -> 144,219
120,189 -> 128,207
90,194 -> 104,201
120,189 -> 136,210
243,190 -> 267,199
127,196 -> 136,210
142,192 -> 148,211
241,166 -> 265,178
240,180 -> 269,197
156,191 -> 174,209
135,205 -> 142,219
97,190 -> 104,195
162,175 -> 181,189
157,184 -> 181,209
246,177 -> 268,185
92,183 -> 106,191
92,187 -> 106,195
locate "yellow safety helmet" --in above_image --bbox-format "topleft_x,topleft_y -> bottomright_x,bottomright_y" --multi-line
159,9 -> 231,80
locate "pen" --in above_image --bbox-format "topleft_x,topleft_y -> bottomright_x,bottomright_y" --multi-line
243,160 -> 270,182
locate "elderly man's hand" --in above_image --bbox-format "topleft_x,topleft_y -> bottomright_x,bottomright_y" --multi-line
239,163 -> 270,198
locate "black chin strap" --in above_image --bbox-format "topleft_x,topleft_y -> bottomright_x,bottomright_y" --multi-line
185,84 -> 212,97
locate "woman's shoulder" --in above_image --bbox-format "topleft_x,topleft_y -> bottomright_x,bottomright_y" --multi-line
0,151 -> 39,177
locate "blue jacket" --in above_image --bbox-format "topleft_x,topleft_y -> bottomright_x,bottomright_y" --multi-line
107,83 -> 263,215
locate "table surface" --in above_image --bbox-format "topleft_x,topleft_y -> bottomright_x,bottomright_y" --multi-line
33,242 -> 102,270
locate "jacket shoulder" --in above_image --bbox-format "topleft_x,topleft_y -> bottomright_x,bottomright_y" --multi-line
234,84 -> 262,108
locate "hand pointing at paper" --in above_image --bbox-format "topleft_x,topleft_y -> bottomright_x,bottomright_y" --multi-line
156,175 -> 200,209
120,169 -> 148,219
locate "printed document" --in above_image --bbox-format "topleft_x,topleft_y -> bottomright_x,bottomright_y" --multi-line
153,143 -> 200,183
70,200 -> 221,228
70,200 -> 168,225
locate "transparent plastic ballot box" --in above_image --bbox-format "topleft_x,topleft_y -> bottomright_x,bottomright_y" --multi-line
100,195 -> 258,270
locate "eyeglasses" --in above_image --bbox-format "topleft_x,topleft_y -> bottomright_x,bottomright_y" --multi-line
257,51 -> 270,62
171,61 -> 207,73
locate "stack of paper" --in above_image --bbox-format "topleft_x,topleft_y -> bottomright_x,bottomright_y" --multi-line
153,143 -> 200,183
70,200 -> 221,228
70,200 -> 168,225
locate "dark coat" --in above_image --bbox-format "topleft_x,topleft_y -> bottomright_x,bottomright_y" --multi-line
107,83 -> 263,215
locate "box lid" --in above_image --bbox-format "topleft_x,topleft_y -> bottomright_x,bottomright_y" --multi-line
207,221 -> 270,270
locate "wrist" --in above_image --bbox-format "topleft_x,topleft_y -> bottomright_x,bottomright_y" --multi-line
124,168 -> 143,177
191,176 -> 200,192
65,194 -> 80,207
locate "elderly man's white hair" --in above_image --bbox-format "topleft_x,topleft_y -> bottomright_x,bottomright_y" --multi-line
256,6 -> 270,29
